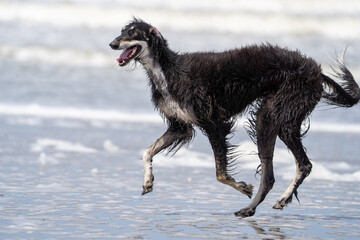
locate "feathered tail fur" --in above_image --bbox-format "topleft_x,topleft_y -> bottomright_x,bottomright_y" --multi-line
322,50 -> 360,107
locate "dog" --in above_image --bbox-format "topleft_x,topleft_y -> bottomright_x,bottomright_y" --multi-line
109,18 -> 360,217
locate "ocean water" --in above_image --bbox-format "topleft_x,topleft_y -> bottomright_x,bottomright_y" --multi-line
1,0 -> 360,239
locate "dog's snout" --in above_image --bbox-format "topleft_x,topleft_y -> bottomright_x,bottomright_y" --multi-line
109,40 -> 119,50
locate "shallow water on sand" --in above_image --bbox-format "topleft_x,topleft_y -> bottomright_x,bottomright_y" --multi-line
0,118 -> 360,239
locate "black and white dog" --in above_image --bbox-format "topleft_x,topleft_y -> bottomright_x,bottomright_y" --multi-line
109,18 -> 359,217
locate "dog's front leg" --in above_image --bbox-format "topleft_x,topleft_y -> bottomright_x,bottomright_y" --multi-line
141,122 -> 193,195
142,136 -> 169,195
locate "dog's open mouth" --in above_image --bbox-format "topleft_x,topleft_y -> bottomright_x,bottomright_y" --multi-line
117,45 -> 142,66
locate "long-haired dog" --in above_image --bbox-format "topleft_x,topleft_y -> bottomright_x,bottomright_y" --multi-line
109,18 -> 360,217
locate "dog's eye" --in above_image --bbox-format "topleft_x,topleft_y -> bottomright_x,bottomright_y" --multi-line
128,29 -> 135,36
127,25 -> 136,36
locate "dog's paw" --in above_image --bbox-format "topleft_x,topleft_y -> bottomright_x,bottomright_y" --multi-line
142,184 -> 153,195
142,174 -> 154,195
234,207 -> 256,218
273,196 -> 292,210
242,183 -> 254,199
234,182 -> 254,198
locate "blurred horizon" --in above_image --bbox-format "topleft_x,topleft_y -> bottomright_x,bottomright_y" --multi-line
1,0 -> 360,65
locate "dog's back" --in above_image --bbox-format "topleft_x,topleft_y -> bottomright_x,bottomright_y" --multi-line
175,44 -> 323,119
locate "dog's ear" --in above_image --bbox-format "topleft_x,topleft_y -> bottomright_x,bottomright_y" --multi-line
148,26 -> 167,53
149,27 -> 161,37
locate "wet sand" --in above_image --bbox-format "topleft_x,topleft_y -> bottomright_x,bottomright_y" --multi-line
0,118 -> 359,239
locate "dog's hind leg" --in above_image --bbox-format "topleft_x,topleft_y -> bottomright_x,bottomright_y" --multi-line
271,78 -> 321,209
272,124 -> 312,209
142,120 -> 193,195
235,98 -> 277,217
205,122 -> 254,198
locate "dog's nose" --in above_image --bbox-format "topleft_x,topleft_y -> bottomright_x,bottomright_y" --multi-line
109,41 -> 119,49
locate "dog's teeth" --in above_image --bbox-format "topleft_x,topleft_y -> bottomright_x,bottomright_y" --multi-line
130,46 -> 137,57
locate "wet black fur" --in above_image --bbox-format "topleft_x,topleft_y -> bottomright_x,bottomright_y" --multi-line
110,19 -> 360,217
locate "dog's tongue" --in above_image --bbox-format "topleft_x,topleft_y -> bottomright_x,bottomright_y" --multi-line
117,48 -> 131,63
117,47 -> 134,63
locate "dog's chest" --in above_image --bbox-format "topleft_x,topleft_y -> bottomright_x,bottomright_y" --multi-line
144,62 -> 195,123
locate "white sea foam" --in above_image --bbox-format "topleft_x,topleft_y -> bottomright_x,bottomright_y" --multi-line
103,140 -> 123,153
151,141 -> 360,182
31,138 -> 98,153
308,122 -> 360,133
0,1 -> 359,38
0,103 -> 161,124
0,46 -> 113,68
1,103 -> 360,133
281,162 -> 360,182
232,141 -> 360,182
152,148 -> 214,168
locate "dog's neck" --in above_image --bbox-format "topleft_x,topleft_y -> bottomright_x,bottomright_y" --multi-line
139,46 -> 196,124
139,43 -> 178,92
143,57 -> 168,93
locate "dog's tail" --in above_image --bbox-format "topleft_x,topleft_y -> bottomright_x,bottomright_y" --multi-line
322,52 -> 360,107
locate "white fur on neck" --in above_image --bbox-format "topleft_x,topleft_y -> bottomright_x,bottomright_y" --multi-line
140,54 -> 196,124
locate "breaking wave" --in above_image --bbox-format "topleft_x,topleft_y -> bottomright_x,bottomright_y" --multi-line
1,103 -> 360,133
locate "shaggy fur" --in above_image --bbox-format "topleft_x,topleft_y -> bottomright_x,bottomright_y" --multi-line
109,18 -> 360,217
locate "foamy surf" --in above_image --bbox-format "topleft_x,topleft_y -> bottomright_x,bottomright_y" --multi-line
1,1 -> 359,38
0,103 -> 161,124
31,138 -> 98,153
1,103 -> 360,133
0,46 -> 113,68
150,141 -> 360,182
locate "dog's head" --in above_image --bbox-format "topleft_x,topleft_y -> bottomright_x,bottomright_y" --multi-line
109,18 -> 164,67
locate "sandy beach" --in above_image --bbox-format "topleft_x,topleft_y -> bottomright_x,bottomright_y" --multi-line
1,117 -> 360,239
